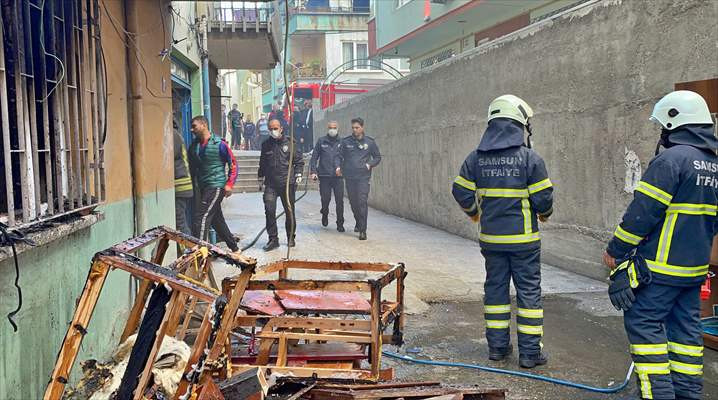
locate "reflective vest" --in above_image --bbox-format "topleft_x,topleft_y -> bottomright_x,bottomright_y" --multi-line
607,142 -> 718,286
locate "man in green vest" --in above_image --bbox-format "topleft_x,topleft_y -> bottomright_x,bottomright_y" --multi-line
188,116 -> 240,253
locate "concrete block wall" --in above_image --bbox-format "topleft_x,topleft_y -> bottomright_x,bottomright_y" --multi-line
314,0 -> 718,279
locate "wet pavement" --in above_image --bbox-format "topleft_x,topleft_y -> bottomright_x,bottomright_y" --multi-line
214,191 -> 718,399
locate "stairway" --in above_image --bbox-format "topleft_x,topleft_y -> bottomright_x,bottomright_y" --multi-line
233,150 -> 318,193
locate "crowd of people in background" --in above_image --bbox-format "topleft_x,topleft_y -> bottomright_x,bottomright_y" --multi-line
217,99 -> 316,154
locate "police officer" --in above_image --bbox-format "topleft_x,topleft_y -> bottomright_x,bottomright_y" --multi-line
336,118 -> 381,240
310,120 -> 344,232
452,95 -> 553,368
604,91 -> 716,400
258,118 -> 304,251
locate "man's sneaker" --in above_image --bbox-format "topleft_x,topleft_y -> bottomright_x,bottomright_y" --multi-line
337,225 -> 345,233
519,352 -> 548,368
359,231 -> 367,241
262,239 -> 279,252
288,237 -> 296,247
321,214 -> 328,227
489,346 -> 513,361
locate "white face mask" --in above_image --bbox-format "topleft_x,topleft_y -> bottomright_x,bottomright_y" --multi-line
270,129 -> 282,139
327,129 -> 338,137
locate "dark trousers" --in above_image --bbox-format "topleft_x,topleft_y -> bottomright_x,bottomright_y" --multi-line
319,177 -> 344,226
345,178 -> 370,232
191,187 -> 238,252
264,184 -> 297,241
231,128 -> 242,148
481,248 -> 543,356
624,284 -> 702,400
175,196 -> 192,235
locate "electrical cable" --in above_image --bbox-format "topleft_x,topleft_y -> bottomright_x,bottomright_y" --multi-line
240,177 -> 310,252
37,0 -> 66,103
1,223 -> 36,332
382,351 -> 635,394
100,0 -> 171,99
280,0 -> 297,260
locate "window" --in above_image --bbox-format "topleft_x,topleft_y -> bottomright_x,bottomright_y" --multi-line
395,0 -> 414,8
341,42 -> 380,71
398,58 -> 410,71
0,0 -> 106,228
342,42 -> 355,69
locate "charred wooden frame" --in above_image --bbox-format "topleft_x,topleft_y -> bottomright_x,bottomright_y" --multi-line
221,259 -> 407,382
43,226 -> 256,400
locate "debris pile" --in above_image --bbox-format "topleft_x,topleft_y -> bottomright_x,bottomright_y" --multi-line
45,226 -> 505,400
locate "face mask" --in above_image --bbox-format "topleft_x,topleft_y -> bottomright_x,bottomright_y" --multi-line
328,129 -> 338,137
270,129 -> 282,139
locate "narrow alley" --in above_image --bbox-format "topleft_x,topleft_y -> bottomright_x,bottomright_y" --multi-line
213,190 -> 718,400
1,0 -> 717,399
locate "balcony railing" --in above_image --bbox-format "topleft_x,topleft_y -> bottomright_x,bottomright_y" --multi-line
291,6 -> 370,14
289,65 -> 327,81
208,2 -> 273,32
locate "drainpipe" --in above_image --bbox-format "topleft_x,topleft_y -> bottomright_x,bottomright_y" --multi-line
200,15 -> 212,131
125,0 -> 144,304
125,0 -> 143,238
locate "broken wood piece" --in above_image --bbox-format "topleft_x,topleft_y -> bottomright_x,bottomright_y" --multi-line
218,367 -> 264,400
43,261 -> 110,400
275,290 -> 371,314
195,378 -> 225,400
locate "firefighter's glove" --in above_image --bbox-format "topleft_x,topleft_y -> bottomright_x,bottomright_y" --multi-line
608,256 -> 651,312
608,267 -> 635,312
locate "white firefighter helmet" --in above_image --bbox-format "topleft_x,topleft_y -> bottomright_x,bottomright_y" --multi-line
487,94 -> 534,126
650,90 -> 713,130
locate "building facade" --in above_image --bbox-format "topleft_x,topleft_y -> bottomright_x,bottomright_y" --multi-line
264,0 -> 409,111
369,0 -> 587,73
0,1 -> 175,398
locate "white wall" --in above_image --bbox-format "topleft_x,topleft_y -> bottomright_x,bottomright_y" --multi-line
324,31 -> 403,83
170,1 -> 201,67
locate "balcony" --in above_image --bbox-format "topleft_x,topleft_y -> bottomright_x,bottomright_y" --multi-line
206,2 -> 281,69
288,0 -> 370,33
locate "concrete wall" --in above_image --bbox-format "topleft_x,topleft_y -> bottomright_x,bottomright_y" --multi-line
0,1 -> 175,398
315,0 -> 718,279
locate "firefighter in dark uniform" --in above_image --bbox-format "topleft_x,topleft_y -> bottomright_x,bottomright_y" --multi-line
336,117 -> 381,240
604,91 -> 716,400
258,118 -> 304,251
452,95 -> 554,368
310,120 -> 345,232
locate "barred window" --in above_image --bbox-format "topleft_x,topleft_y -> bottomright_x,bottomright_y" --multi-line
0,0 -> 106,228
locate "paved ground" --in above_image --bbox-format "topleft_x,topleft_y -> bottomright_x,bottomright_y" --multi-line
214,191 -> 717,399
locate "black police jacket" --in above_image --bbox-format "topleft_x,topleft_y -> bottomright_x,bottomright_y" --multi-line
310,135 -> 342,177
258,135 -> 304,187
336,134 -> 381,179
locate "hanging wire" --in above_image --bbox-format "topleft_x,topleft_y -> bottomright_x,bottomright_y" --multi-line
280,0 -> 297,259
100,0 -> 172,99
1,223 -> 36,332
37,0 -> 66,103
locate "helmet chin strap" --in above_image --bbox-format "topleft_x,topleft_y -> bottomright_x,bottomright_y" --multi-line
525,122 -> 533,149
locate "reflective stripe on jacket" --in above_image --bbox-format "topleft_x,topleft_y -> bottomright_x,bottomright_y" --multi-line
607,138 -> 718,286
452,145 -> 553,252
